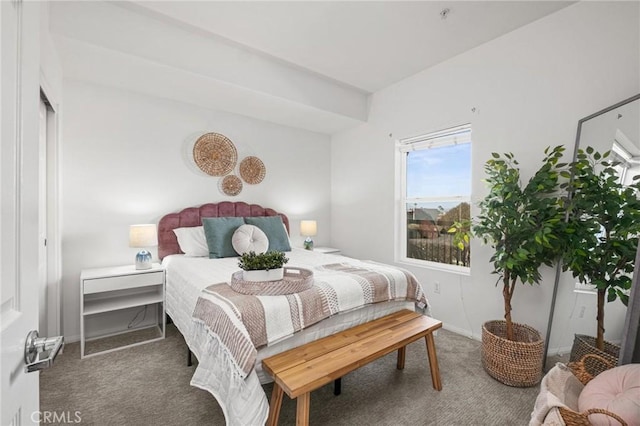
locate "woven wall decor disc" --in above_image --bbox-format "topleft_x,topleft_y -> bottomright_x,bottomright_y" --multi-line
220,174 -> 243,196
239,156 -> 266,184
193,133 -> 238,176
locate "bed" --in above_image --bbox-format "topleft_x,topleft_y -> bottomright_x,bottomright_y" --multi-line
158,201 -> 430,426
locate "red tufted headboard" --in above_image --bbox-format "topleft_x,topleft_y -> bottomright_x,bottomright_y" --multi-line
157,201 -> 290,260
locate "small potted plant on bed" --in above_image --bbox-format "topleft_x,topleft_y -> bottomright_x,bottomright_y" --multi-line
562,147 -> 640,365
473,145 -> 567,387
238,251 -> 289,282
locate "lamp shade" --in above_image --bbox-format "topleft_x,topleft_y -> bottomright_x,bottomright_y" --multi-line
129,224 -> 158,248
300,220 -> 317,237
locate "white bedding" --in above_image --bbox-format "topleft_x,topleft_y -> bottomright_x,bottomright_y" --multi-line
163,248 -> 424,426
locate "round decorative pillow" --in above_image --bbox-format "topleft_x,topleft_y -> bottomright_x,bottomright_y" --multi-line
232,224 -> 269,255
578,363 -> 640,426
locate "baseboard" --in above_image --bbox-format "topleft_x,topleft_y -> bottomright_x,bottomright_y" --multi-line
84,324 -> 159,342
547,344 -> 573,357
441,328 -> 576,360
66,334 -> 80,344
65,307 -> 160,344
442,323 -> 479,341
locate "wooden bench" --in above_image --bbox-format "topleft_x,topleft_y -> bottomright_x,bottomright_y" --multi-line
262,309 -> 443,426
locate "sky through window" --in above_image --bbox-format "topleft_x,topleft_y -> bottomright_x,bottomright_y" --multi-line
406,143 -> 471,200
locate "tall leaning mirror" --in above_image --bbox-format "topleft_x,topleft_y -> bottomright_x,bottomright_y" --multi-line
545,93 -> 640,366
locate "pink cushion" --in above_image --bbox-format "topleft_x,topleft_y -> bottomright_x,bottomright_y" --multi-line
578,363 -> 640,426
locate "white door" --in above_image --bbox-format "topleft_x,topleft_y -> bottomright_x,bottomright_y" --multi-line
1,2 -> 44,424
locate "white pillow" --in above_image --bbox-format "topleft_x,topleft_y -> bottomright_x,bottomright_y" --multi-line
173,226 -> 208,257
232,225 -> 269,255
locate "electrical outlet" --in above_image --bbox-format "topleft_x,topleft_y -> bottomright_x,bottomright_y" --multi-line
575,282 -> 596,294
578,306 -> 586,318
434,282 -> 441,294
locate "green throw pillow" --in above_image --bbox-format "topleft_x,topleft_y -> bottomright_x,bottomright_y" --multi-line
202,217 -> 245,258
244,216 -> 291,252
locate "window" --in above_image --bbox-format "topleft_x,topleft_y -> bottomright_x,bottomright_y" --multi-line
611,140 -> 640,186
397,124 -> 472,270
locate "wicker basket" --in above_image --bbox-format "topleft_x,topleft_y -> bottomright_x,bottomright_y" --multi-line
481,320 -> 544,387
569,334 -> 619,375
230,267 -> 313,296
558,354 -> 627,426
567,353 -> 614,385
558,407 -> 627,426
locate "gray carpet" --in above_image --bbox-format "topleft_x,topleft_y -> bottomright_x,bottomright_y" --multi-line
41,324 -> 546,425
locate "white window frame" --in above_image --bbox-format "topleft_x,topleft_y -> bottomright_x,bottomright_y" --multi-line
612,141 -> 631,184
395,124 -> 472,274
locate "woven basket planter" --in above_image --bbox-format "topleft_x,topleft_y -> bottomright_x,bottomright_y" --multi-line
568,334 -> 619,374
482,320 -> 544,387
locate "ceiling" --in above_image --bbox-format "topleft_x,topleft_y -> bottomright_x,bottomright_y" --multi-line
50,1 -> 574,134
132,1 -> 573,93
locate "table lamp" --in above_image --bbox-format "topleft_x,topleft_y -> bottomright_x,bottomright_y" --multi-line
300,220 -> 317,250
129,224 -> 157,270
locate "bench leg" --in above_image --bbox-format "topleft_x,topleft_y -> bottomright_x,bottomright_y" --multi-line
424,333 -> 442,391
397,346 -> 406,370
296,392 -> 310,426
333,378 -> 341,395
267,384 -> 284,426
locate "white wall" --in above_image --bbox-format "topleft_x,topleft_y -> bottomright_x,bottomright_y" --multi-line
40,3 -> 63,104
331,1 -> 639,352
60,81 -> 332,340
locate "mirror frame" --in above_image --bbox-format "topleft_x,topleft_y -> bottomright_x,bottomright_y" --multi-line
543,93 -> 640,367
619,242 -> 640,364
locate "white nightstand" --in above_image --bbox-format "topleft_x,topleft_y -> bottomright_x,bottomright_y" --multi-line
80,263 -> 166,358
314,247 -> 342,255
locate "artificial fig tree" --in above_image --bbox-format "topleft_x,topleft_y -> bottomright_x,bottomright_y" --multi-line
474,146 -> 567,341
562,147 -> 640,351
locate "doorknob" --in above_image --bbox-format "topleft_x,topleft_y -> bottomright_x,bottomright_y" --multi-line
24,330 -> 64,373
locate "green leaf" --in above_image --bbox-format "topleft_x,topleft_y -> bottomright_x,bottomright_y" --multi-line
619,293 -> 629,306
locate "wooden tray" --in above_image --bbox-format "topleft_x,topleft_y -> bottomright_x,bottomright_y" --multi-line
230,267 -> 313,295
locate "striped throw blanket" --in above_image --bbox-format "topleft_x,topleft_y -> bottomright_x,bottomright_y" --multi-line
192,262 -> 428,379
